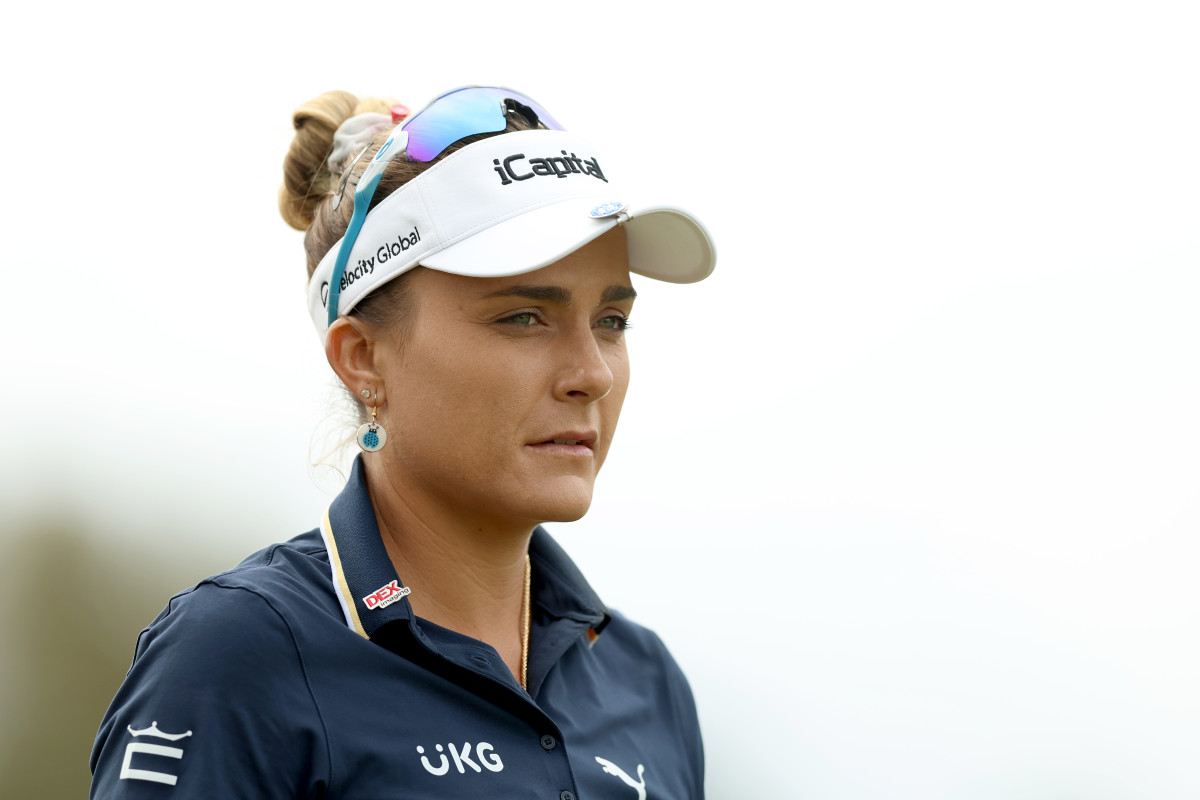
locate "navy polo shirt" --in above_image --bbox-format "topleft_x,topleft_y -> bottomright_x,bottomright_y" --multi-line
91,457 -> 704,798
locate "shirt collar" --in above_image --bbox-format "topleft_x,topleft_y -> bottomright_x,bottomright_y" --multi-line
321,455 -> 609,640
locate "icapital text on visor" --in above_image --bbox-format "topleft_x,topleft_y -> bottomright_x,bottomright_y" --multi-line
492,150 -> 607,185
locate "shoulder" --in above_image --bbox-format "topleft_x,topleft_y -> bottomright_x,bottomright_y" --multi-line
209,528 -> 331,605
596,608 -> 691,683
90,531 -> 336,798
135,529 -> 334,651
122,528 -> 345,700
567,607 -> 701,733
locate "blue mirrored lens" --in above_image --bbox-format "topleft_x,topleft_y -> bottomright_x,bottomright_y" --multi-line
402,87 -> 564,162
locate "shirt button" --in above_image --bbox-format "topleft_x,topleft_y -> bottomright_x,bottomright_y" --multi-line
540,734 -> 557,750
560,792 -> 576,800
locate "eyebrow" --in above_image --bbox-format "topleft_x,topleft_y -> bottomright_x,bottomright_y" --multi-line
601,285 -> 637,304
479,284 -> 637,305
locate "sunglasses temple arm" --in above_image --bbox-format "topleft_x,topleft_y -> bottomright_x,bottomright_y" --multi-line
326,131 -> 409,327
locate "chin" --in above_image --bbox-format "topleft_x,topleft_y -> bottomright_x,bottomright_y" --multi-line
539,504 -> 591,524
522,479 -> 595,524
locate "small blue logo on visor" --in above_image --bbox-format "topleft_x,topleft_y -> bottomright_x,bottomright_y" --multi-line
589,201 -> 627,219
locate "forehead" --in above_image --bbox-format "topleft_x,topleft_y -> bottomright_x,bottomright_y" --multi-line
415,228 -> 634,304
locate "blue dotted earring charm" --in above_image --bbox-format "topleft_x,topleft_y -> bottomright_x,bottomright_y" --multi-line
356,390 -> 388,453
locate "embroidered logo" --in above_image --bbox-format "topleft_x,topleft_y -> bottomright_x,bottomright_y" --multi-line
417,742 -> 505,776
595,756 -> 647,800
363,579 -> 411,610
120,722 -> 193,786
492,150 -> 608,185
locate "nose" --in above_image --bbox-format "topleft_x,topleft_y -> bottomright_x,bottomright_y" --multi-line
551,325 -> 615,404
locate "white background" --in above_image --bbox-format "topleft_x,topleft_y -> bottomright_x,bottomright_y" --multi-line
2,1 -> 1198,797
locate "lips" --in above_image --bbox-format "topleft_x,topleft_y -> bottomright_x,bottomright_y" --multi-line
534,431 -> 595,446
527,431 -> 597,454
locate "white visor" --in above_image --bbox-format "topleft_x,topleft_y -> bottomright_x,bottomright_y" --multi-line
307,129 -> 715,338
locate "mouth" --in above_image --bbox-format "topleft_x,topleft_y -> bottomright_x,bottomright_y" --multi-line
526,432 -> 597,456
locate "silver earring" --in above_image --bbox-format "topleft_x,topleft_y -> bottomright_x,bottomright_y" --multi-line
356,406 -> 387,452
361,388 -> 372,399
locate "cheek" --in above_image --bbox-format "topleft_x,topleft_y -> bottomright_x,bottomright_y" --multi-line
389,339 -> 540,446
608,340 -> 632,397
608,360 -> 631,413
596,350 -> 632,452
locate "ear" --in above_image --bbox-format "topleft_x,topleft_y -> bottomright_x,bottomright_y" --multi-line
325,317 -> 389,408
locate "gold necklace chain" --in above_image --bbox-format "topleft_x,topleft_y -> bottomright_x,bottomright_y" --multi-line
520,554 -> 531,691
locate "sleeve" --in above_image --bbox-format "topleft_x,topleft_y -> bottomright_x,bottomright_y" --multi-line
90,581 -> 330,799
600,610 -> 706,800
654,633 -> 705,800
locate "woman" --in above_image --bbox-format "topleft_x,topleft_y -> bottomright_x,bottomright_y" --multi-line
90,86 -> 715,799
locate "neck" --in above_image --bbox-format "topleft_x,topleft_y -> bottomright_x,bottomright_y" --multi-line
363,457 -> 532,685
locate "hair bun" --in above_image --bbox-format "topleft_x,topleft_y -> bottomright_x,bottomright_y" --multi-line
278,91 -> 393,231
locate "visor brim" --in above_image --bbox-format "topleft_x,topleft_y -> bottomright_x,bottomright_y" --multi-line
418,198 -> 715,284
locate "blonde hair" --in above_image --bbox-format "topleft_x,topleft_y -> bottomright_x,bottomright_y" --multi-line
278,89 -> 540,282
278,92 -> 393,264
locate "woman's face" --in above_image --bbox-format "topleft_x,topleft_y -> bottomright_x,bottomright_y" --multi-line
372,228 -> 635,531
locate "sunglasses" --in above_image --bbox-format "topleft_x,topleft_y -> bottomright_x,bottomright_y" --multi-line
326,87 -> 564,327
